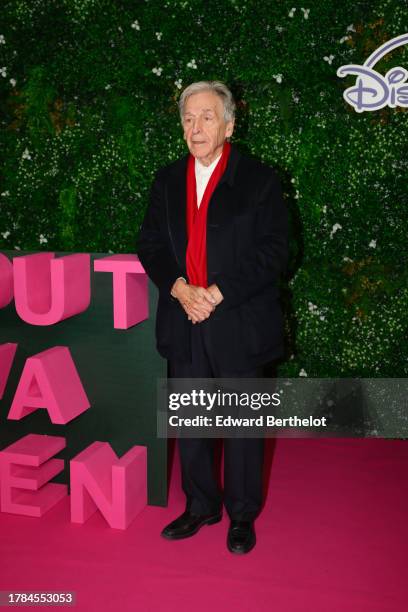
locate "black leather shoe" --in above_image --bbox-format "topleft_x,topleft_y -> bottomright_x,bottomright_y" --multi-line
161,510 -> 222,540
227,520 -> 256,554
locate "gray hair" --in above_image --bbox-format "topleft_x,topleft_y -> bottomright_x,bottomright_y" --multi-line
178,81 -> 236,123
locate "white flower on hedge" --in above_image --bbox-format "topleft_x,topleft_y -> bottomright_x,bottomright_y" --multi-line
22,148 -> 31,160
152,66 -> 163,76
1,191 -> 10,196
187,59 -> 197,69
288,8 -> 296,17
323,55 -> 335,65
339,35 -> 350,44
155,32 -> 162,40
1,230 -> 10,239
10,78 -> 16,87
347,24 -> 356,32
330,222 -> 342,238
0,35 -> 5,44
174,78 -> 182,89
273,73 -> 283,83
369,239 -> 377,248
299,368 -> 308,377
301,8 -> 310,19
131,20 -> 140,30
0,67 -> 7,77
275,25 -> 284,33
39,234 -> 48,244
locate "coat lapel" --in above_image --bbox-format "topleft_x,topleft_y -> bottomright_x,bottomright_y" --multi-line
166,155 -> 188,275
207,144 -> 241,226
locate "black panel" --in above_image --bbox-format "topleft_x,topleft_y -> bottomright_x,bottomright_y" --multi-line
0,250 -> 167,506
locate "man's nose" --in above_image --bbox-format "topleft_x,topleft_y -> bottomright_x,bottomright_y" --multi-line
192,118 -> 202,132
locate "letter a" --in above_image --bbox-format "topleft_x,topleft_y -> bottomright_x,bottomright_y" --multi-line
8,346 -> 90,424
0,343 -> 17,399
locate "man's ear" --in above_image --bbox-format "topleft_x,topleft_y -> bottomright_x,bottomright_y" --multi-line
226,120 -> 235,138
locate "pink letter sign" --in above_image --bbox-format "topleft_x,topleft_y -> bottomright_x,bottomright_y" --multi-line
8,346 -> 90,424
70,441 -> 147,529
0,434 -> 67,517
94,255 -> 148,329
0,343 -> 17,399
0,253 -> 13,307
13,252 -> 90,325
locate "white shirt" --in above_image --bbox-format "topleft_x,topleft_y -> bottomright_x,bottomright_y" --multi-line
195,153 -> 222,208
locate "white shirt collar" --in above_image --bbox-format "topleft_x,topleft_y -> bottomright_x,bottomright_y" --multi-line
195,153 -> 222,178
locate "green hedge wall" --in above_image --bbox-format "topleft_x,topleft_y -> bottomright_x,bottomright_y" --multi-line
1,0 -> 407,376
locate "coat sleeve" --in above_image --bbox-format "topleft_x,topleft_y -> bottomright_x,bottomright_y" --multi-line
213,169 -> 288,309
136,169 -> 185,296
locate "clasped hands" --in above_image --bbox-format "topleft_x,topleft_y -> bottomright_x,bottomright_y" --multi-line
171,279 -> 224,324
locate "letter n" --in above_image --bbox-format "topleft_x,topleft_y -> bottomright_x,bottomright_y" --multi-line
70,442 -> 147,529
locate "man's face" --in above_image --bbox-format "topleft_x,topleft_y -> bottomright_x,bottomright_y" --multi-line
182,90 -> 234,166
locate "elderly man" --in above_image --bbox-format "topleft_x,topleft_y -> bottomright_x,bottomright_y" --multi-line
137,81 -> 288,554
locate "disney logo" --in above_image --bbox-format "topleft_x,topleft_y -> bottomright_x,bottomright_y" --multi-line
337,33 -> 408,112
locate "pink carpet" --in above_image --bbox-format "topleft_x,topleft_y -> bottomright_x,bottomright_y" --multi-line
1,438 -> 407,611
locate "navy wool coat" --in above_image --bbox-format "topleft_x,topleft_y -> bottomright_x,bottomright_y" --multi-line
136,144 -> 289,372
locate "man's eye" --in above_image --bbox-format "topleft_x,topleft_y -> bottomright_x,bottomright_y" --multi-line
205,116 -> 213,121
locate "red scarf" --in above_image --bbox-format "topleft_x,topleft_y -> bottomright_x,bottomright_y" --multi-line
186,142 -> 231,287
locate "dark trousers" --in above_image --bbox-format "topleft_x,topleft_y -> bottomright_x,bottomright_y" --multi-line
169,321 -> 265,521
